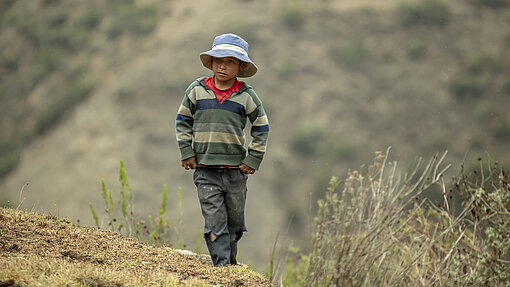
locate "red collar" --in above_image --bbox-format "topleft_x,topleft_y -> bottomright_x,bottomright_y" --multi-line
204,77 -> 243,104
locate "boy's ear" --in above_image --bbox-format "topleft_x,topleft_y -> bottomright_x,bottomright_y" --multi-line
239,62 -> 247,71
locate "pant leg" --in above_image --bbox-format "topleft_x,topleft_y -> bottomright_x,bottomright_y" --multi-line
205,234 -> 230,267
194,169 -> 230,266
224,169 -> 248,265
193,169 -> 229,237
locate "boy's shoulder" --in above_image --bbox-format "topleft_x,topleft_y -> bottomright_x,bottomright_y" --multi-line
239,80 -> 253,91
238,81 -> 262,104
185,77 -> 207,94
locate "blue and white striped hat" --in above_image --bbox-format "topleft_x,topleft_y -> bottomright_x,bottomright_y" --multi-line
200,33 -> 258,78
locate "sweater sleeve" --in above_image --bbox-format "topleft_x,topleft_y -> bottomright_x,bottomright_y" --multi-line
175,86 -> 196,161
242,102 -> 269,170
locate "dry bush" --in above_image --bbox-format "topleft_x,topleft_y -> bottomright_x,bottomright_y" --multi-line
283,149 -> 509,286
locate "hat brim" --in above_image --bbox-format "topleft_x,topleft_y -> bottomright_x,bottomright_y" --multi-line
200,49 -> 257,78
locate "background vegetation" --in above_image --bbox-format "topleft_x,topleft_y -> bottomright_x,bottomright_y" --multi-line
1,0 -> 509,274
280,152 -> 509,286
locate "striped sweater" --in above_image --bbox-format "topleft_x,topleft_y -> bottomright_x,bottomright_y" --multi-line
175,77 -> 269,170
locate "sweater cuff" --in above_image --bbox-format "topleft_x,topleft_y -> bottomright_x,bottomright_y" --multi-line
180,147 -> 195,161
242,155 -> 262,170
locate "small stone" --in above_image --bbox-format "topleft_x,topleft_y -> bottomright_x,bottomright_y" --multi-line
198,254 -> 213,265
0,279 -> 15,287
82,278 -> 98,287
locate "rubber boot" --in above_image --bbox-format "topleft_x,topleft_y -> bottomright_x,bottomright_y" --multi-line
205,234 -> 230,267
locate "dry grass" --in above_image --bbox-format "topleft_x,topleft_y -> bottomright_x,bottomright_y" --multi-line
0,207 -> 274,287
283,150 -> 509,286
1,255 -> 194,287
299,149 -> 453,286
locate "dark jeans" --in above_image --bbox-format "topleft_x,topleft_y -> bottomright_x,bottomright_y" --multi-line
193,167 -> 248,266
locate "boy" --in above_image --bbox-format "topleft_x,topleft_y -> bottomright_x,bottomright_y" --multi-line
175,33 -> 269,267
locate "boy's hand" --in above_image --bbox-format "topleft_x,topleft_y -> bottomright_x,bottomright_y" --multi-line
239,164 -> 255,174
181,156 -> 196,170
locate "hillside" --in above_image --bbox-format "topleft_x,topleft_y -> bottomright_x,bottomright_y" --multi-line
1,0 -> 510,271
0,207 -> 274,286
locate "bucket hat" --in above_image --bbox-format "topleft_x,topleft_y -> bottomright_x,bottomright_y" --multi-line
200,33 -> 258,78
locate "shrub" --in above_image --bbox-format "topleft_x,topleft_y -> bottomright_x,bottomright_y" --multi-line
284,150 -> 452,286
332,141 -> 357,161
290,121 -> 325,157
470,0 -> 508,8
449,74 -> 488,100
273,60 -> 294,79
43,0 -> 60,6
331,39 -> 366,70
77,7 -> 102,30
406,40 -> 427,60
452,160 -> 510,285
466,53 -> 500,74
46,6 -> 68,27
89,161 -> 187,247
398,0 -> 450,27
48,26 -> 90,53
115,87 -> 135,103
0,0 -> 16,11
0,0 -> 16,28
34,65 -> 94,135
504,79 -> 510,94
449,53 -> 498,100
0,140 -> 19,177
90,161 -> 172,246
17,17 -> 46,47
17,11 -> 90,53
280,2 -> 306,30
0,0 -> 16,15
33,47 -> 62,73
223,20 -> 256,45
0,53 -> 19,72
283,151 -> 510,286
493,120 -> 510,141
29,62 -> 50,90
108,3 -> 157,38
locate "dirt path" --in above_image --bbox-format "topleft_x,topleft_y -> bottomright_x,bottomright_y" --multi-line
0,208 -> 274,286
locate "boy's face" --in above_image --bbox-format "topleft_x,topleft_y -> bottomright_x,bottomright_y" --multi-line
211,57 -> 246,84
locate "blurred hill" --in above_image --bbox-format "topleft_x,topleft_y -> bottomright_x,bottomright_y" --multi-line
1,0 -> 510,271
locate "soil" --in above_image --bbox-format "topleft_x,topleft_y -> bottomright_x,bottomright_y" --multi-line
0,208 -> 274,286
